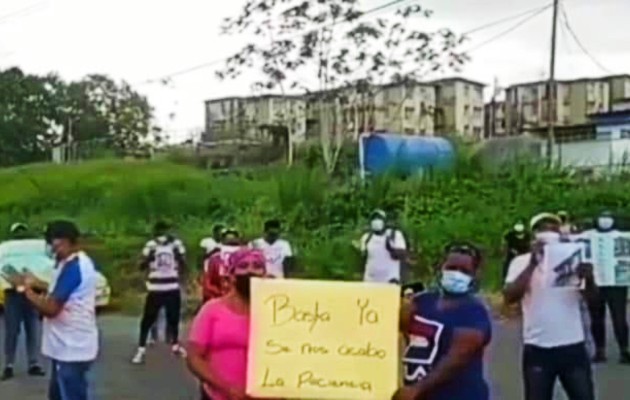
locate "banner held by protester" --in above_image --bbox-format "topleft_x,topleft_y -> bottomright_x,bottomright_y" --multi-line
247,279 -> 400,399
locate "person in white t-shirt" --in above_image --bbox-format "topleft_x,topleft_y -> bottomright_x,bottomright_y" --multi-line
360,209 -> 407,284
199,224 -> 224,258
503,212 -> 597,400
250,219 -> 294,279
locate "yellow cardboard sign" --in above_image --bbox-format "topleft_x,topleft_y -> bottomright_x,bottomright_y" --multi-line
247,278 -> 400,399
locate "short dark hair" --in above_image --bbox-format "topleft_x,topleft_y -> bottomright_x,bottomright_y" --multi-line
264,219 -> 281,231
213,224 -> 225,234
46,220 -> 80,244
443,241 -> 482,269
154,221 -> 170,234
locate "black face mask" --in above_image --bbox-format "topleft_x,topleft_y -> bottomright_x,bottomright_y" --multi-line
234,275 -> 251,299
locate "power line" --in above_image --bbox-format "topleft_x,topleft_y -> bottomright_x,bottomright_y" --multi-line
138,1 -> 556,87
462,2 -> 552,35
0,1 -> 46,25
560,3 -> 613,74
465,3 -> 553,53
137,0 -> 413,85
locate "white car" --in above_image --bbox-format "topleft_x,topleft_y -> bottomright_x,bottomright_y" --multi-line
0,239 -> 111,308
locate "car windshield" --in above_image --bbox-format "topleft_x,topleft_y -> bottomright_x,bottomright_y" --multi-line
0,239 -> 54,289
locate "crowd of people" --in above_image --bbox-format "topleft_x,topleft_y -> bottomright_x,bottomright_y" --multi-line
0,209 -> 628,400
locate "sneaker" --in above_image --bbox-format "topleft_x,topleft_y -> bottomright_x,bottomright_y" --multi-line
620,351 -> 630,365
171,344 -> 187,358
1,367 -> 14,381
131,348 -> 146,365
28,365 -> 46,377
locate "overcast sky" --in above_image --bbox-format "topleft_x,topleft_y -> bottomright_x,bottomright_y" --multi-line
1,0 -> 629,141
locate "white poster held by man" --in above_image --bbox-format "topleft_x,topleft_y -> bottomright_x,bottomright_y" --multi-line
541,242 -> 584,288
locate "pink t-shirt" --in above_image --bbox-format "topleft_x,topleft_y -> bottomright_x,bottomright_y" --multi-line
189,299 -> 250,400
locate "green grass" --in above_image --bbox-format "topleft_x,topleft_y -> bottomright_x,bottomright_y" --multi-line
1,157 -> 629,301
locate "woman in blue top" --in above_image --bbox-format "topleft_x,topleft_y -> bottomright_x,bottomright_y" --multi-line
393,242 -> 492,400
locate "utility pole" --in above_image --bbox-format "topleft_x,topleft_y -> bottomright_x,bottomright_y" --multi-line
547,0 -> 560,164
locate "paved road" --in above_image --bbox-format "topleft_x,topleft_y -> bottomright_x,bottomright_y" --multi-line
0,314 -> 629,399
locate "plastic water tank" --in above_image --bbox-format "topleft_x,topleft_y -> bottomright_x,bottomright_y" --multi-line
360,133 -> 455,176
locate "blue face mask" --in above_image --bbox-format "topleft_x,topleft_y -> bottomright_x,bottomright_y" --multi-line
440,270 -> 473,295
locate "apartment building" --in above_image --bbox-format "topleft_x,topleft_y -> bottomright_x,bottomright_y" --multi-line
504,74 -> 630,135
204,77 -> 485,142
431,78 -> 486,139
371,82 -> 437,135
484,101 -> 507,138
203,95 -> 306,143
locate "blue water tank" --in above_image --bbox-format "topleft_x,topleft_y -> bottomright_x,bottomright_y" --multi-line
360,133 -> 455,176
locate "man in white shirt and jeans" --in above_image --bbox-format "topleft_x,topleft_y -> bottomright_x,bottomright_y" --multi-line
503,213 -> 597,400
360,209 -> 407,284
250,219 -> 294,278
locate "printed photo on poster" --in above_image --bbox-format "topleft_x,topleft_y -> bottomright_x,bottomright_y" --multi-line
542,242 -> 583,288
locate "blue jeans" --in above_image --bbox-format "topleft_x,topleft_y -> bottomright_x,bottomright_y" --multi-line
522,343 -> 594,400
3,289 -> 39,367
48,360 -> 93,400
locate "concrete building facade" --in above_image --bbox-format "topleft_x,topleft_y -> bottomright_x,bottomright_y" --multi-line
203,95 -> 306,143
431,78 -> 485,139
504,75 -> 630,136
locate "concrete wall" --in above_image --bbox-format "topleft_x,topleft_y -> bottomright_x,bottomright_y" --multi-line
553,138 -> 630,169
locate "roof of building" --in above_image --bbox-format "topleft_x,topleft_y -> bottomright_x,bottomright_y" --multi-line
506,74 -> 630,89
426,77 -> 487,87
205,93 -> 305,104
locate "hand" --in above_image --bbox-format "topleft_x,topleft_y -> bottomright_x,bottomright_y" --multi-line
2,272 -> 25,288
576,263 -> 594,280
22,270 -> 39,288
392,386 -> 422,400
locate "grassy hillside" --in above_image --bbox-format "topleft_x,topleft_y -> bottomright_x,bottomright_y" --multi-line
1,158 -> 628,305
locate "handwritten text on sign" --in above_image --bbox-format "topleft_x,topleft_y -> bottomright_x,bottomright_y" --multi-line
247,279 -> 400,399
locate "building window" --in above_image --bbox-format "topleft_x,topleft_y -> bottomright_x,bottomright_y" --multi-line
464,85 -> 470,97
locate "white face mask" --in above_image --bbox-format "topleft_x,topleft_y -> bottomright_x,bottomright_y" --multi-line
535,231 -> 561,244
598,217 -> 614,230
440,270 -> 473,294
370,219 -> 385,232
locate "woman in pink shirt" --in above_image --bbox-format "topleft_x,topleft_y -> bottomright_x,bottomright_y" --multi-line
187,248 -> 266,400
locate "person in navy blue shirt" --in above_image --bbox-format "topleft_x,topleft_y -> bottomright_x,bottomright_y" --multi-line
393,242 -> 492,400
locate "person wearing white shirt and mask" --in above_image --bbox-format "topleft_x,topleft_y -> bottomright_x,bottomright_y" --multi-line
250,220 -> 294,279
503,212 -> 597,400
587,211 -> 630,364
360,209 -> 408,284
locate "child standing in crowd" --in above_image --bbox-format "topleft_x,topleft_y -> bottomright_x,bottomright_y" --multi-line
187,249 -> 267,400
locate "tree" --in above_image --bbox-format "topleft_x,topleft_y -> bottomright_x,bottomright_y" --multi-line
0,68 -> 66,165
66,75 -> 157,153
0,68 -> 159,166
218,0 -> 466,173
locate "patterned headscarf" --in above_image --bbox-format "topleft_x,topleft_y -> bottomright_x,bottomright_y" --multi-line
227,248 -> 266,276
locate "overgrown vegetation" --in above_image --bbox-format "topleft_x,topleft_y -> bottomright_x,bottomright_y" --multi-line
0,157 -> 627,303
